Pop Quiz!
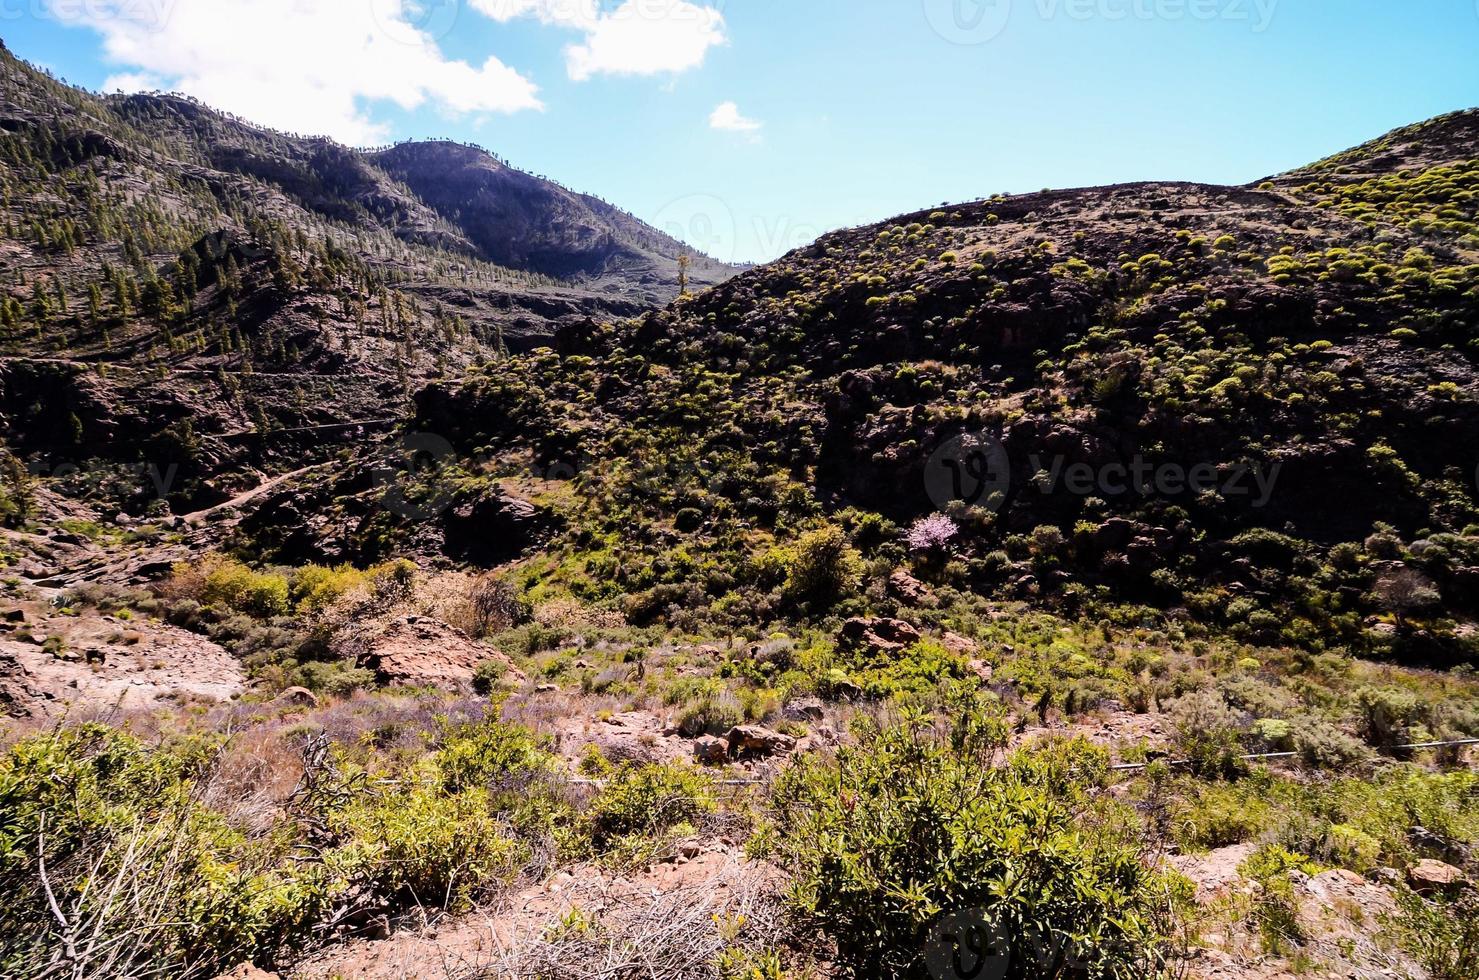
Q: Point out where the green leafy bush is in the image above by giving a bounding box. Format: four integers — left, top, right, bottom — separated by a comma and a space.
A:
0, 717, 567, 977
1391, 889, 1479, 980
198, 557, 290, 618
584, 761, 715, 853
762, 702, 1178, 978
0, 725, 323, 978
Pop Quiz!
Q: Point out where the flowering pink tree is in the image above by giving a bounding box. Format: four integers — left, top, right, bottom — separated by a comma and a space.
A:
905, 513, 959, 554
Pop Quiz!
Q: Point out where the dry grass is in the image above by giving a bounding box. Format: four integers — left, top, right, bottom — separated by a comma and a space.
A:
452, 856, 792, 980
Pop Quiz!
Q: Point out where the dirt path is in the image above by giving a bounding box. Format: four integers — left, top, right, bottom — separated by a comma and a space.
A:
181, 462, 328, 525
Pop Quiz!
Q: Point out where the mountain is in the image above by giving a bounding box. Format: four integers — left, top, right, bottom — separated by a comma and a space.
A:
369, 140, 730, 290
3, 47, 1479, 980
368, 109, 1479, 662
0, 40, 736, 509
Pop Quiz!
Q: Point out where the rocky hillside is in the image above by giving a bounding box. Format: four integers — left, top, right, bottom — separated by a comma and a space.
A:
370, 140, 731, 291
387, 110, 1479, 663
0, 41, 733, 513
3, 80, 1479, 980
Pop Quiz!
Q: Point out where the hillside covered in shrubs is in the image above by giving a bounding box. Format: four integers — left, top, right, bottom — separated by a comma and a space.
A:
390, 110, 1479, 666
2, 62, 1479, 980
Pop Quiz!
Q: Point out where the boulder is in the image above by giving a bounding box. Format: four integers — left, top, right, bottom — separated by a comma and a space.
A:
358, 616, 523, 690
1407, 859, 1467, 894
273, 686, 319, 708
782, 697, 825, 723
727, 725, 796, 758
941, 631, 977, 656
212, 964, 280, 980
693, 735, 729, 764
838, 617, 920, 656
887, 569, 937, 607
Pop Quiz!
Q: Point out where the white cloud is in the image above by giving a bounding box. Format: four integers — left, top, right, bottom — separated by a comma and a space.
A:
473, 0, 726, 81
709, 101, 761, 139
49, 0, 543, 145
101, 71, 165, 93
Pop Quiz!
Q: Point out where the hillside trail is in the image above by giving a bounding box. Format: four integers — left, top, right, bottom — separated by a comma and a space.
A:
180, 462, 327, 526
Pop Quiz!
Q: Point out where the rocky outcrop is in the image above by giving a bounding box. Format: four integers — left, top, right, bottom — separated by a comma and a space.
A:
887, 568, 937, 606
356, 616, 523, 691
1407, 859, 1468, 894
726, 725, 797, 758
838, 617, 921, 656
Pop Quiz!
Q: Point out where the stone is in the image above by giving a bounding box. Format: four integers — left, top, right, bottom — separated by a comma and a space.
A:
693, 735, 729, 764
356, 616, 524, 690
838, 617, 920, 656
726, 725, 796, 758
2, 608, 25, 623
273, 686, 318, 708
536, 683, 560, 693
1407, 859, 1467, 894
781, 697, 825, 722
940, 631, 977, 656
212, 964, 280, 980
887, 568, 937, 606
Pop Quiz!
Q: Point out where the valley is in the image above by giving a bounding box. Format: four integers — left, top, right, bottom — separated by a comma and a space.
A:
1, 37, 1478, 980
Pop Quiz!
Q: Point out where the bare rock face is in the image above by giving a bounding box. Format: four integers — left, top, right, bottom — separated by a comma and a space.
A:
0, 603, 245, 719
838, 617, 921, 656
357, 616, 523, 690
726, 725, 797, 758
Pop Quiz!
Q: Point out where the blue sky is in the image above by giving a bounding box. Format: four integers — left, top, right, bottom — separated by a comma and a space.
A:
4, 0, 1478, 263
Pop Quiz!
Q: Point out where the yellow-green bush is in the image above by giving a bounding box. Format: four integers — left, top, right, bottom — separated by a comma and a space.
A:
199, 557, 290, 618
289, 562, 368, 615
0, 717, 568, 977
762, 701, 1178, 978
584, 761, 715, 853
0, 725, 325, 978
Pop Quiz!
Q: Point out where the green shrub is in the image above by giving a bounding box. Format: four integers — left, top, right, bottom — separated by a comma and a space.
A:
330, 780, 520, 910
1166, 689, 1248, 777
1171, 781, 1271, 849
1356, 686, 1423, 750
1391, 889, 1479, 980
200, 558, 290, 618
675, 684, 745, 737
763, 702, 1177, 978
1238, 844, 1320, 953
585, 762, 715, 853
777, 524, 862, 609
472, 657, 508, 695
0, 717, 566, 977
289, 563, 367, 615
0, 725, 323, 978
295, 660, 375, 697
